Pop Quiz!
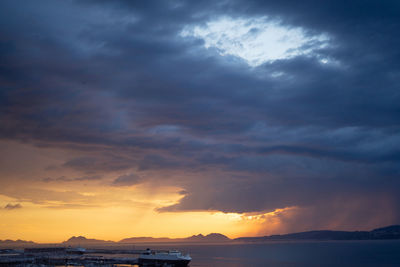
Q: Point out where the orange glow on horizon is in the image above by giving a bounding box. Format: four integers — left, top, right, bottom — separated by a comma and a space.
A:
0, 191, 296, 243
0, 142, 297, 243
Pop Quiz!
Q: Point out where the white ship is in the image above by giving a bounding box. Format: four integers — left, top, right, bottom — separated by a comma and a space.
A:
138, 249, 191, 266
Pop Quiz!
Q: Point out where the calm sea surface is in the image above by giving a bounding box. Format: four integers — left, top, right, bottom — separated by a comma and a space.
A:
137, 240, 400, 267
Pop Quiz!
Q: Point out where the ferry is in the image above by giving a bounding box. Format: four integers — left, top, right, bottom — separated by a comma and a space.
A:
138, 249, 191, 267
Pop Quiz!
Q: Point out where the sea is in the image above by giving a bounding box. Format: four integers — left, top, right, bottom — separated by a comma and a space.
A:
136, 240, 400, 267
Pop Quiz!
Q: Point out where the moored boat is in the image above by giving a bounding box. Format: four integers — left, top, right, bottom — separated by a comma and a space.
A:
138, 249, 191, 267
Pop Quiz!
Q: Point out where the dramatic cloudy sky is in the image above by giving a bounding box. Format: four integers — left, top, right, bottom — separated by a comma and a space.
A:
1, 0, 400, 242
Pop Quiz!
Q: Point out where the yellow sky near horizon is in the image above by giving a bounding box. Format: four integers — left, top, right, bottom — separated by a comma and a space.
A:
0, 141, 296, 243
1, 140, 392, 242
0, 193, 290, 243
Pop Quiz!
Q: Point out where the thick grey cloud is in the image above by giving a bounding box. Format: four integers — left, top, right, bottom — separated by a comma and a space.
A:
4, 203, 22, 210
42, 175, 102, 182
112, 173, 142, 186
1, 0, 400, 231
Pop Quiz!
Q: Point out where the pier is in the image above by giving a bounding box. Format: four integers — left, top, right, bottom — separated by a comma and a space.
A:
0, 248, 175, 266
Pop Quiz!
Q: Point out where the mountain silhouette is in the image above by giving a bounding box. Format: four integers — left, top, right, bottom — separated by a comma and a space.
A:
120, 233, 230, 243
234, 225, 400, 242
2, 225, 400, 246
0, 239, 35, 247
185, 233, 230, 242
63, 236, 114, 245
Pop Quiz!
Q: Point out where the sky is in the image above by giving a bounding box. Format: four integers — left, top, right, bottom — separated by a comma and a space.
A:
0, 0, 400, 243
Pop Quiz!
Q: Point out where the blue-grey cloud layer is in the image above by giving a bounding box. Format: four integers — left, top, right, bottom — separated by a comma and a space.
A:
1, 0, 400, 230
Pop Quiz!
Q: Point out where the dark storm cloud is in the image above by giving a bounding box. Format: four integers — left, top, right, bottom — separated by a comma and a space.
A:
63, 156, 133, 173
42, 175, 102, 182
1, 0, 400, 230
4, 203, 22, 210
112, 173, 142, 186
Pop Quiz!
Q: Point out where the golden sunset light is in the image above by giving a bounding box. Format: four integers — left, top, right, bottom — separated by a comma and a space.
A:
1, 1, 400, 266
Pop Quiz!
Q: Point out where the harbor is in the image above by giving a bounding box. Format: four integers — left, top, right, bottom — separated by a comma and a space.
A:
0, 247, 191, 266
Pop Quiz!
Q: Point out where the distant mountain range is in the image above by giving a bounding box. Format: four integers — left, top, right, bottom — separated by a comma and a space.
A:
62, 233, 230, 245
61, 225, 400, 244
119, 233, 230, 243
62, 236, 115, 245
234, 225, 400, 242
0, 239, 35, 246
2, 225, 400, 246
